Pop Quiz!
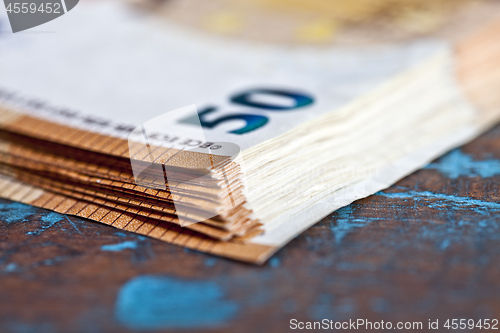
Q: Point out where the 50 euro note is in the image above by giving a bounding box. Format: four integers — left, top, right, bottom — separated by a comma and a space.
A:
0, 0, 499, 263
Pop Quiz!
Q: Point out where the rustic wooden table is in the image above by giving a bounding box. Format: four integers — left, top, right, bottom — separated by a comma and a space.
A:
1, 124, 499, 333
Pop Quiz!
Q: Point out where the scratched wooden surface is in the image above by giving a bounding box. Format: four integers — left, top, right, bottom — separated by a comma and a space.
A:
1, 124, 500, 333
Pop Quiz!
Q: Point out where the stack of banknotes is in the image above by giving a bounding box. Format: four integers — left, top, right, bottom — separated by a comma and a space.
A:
0, 0, 499, 263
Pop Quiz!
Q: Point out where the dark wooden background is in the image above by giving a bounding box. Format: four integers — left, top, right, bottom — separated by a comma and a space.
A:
1, 124, 499, 333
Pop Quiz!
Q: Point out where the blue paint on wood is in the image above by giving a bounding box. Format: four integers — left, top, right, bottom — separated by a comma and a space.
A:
327, 189, 500, 253
27, 212, 64, 235
3, 263, 17, 273
32, 255, 72, 267
330, 205, 372, 244
0, 201, 68, 236
101, 241, 138, 252
0, 201, 36, 224
376, 190, 500, 251
204, 258, 217, 267
65, 216, 83, 234
377, 190, 500, 212
269, 257, 281, 267
115, 275, 240, 329
425, 149, 500, 179
439, 239, 451, 250
40, 212, 64, 223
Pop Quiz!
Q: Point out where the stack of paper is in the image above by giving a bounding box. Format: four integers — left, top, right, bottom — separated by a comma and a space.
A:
0, 0, 499, 263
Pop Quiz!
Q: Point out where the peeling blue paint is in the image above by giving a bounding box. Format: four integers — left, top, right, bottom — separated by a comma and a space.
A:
32, 255, 72, 268
3, 263, 17, 273
327, 189, 500, 253
65, 216, 83, 234
439, 239, 451, 250
204, 258, 217, 267
27, 212, 64, 235
375, 189, 500, 249
0, 201, 67, 236
330, 205, 372, 244
41, 212, 64, 223
269, 257, 281, 267
101, 241, 138, 252
377, 190, 500, 212
115, 276, 240, 329
0, 201, 36, 224
426, 149, 500, 179
115, 231, 145, 240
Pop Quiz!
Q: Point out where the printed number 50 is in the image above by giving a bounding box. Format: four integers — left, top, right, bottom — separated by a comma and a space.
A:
179, 88, 314, 134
